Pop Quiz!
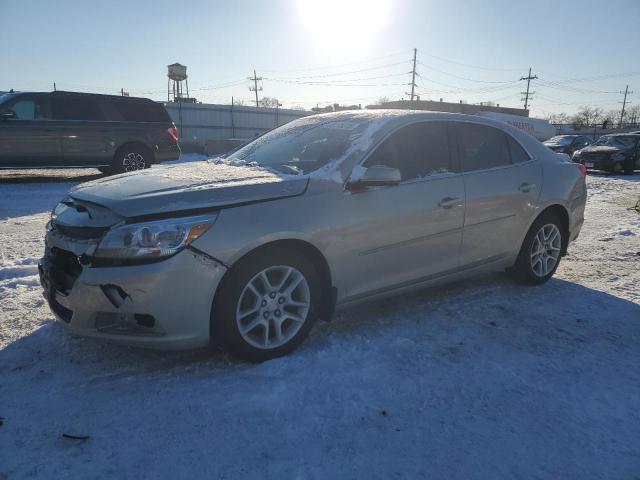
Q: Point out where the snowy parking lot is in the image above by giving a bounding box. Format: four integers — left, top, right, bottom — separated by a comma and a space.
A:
1, 162, 639, 479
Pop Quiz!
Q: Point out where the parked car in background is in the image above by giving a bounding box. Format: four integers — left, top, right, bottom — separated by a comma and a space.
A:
544, 135, 592, 156
39, 111, 587, 361
572, 133, 640, 174
0, 91, 180, 173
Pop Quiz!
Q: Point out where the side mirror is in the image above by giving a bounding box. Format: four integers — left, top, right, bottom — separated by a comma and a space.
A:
347, 165, 401, 190
0, 111, 17, 120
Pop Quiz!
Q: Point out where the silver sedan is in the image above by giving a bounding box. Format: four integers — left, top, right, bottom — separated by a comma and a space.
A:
40, 111, 587, 361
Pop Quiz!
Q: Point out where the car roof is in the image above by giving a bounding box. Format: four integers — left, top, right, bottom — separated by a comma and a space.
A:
9, 90, 156, 103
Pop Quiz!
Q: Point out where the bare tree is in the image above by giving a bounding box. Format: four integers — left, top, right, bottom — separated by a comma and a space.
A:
623, 104, 640, 127
575, 105, 604, 127
374, 96, 390, 105
258, 97, 280, 108
546, 112, 569, 124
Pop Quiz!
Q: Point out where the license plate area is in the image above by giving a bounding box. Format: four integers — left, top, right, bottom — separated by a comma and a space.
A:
584, 162, 594, 168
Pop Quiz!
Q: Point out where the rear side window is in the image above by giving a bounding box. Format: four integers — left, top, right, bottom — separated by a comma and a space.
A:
364, 121, 451, 181
111, 100, 169, 122
456, 123, 511, 172
53, 96, 103, 121
507, 135, 530, 163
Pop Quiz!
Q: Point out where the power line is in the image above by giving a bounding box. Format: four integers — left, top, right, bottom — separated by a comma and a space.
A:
417, 61, 518, 84
260, 49, 413, 74
262, 61, 409, 80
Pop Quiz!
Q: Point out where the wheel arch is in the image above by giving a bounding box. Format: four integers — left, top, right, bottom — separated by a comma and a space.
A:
113, 141, 155, 165
212, 239, 336, 329
530, 203, 571, 255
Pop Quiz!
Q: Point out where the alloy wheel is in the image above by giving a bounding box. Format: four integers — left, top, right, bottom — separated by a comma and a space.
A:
235, 266, 310, 349
122, 152, 146, 172
530, 224, 561, 277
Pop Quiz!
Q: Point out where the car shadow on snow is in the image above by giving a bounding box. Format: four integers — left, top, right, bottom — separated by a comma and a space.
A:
0, 169, 103, 184
1, 274, 638, 378
588, 171, 640, 182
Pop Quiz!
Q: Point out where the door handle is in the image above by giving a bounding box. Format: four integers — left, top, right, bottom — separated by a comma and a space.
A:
518, 182, 535, 193
438, 197, 460, 209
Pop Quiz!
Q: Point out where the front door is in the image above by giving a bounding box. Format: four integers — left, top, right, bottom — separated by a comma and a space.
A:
337, 121, 466, 301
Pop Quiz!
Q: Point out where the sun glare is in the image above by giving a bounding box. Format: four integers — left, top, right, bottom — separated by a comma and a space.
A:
296, 0, 392, 56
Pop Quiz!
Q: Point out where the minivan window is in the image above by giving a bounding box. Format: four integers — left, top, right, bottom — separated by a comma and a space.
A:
457, 123, 511, 172
364, 122, 451, 181
53, 96, 103, 121
1, 95, 50, 120
109, 100, 169, 122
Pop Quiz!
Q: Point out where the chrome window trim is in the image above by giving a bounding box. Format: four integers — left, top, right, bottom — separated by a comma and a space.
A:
343, 117, 537, 189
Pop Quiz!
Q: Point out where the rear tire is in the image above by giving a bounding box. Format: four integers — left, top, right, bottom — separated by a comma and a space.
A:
508, 212, 565, 286
623, 157, 635, 175
111, 146, 151, 174
212, 248, 321, 362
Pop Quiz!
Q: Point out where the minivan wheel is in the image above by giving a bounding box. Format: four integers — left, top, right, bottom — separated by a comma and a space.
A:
508, 212, 564, 286
112, 147, 149, 174
623, 157, 635, 175
212, 248, 320, 362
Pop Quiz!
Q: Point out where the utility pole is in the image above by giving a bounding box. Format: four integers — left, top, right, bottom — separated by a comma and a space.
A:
248, 69, 262, 108
520, 67, 538, 111
409, 48, 417, 102
53, 82, 56, 91
618, 85, 632, 128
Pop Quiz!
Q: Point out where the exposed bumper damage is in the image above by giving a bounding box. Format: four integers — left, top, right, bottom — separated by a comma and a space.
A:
39, 230, 226, 350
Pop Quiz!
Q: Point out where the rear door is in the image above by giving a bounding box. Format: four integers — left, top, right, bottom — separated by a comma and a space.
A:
453, 122, 541, 266
0, 93, 62, 167
51, 94, 113, 166
338, 121, 465, 300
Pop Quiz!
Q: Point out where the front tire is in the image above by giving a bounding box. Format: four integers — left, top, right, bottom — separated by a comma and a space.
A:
212, 248, 320, 362
509, 212, 565, 286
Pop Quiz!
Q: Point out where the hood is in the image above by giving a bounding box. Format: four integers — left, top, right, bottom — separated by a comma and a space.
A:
545, 144, 568, 152
580, 145, 627, 154
69, 161, 308, 218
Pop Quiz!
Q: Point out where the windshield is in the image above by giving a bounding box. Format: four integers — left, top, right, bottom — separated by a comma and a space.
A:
593, 135, 638, 148
226, 116, 370, 174
545, 136, 574, 146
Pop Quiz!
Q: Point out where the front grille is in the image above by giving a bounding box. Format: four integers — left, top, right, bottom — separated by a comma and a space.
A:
54, 223, 108, 240
48, 247, 82, 293
582, 152, 610, 162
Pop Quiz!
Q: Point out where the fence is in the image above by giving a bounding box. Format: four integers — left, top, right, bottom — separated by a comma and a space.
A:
163, 102, 310, 145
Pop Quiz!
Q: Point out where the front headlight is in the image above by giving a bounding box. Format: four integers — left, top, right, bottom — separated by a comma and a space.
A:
94, 214, 216, 259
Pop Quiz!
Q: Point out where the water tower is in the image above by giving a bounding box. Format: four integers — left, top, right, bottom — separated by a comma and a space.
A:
167, 63, 189, 102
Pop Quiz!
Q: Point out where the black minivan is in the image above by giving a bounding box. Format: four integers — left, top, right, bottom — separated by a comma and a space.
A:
0, 91, 180, 173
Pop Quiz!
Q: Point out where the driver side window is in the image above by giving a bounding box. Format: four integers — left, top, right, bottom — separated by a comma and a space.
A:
363, 122, 451, 182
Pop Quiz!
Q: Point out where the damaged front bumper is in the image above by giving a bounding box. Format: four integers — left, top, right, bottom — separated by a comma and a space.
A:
39, 231, 227, 350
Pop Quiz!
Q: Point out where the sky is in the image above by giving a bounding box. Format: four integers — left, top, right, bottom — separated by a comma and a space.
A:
2, 0, 639, 118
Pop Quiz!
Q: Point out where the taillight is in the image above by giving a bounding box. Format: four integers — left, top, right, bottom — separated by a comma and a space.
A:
576, 163, 587, 177
165, 124, 179, 144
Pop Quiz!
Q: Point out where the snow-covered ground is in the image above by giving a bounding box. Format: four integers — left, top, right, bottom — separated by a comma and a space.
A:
1, 160, 639, 479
